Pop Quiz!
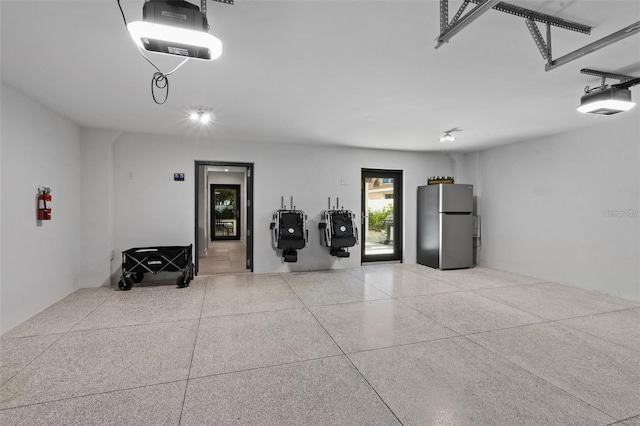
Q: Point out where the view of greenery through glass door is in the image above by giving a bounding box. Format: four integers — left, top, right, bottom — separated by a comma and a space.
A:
364, 176, 395, 256
365, 177, 393, 254
362, 170, 403, 262
212, 186, 239, 239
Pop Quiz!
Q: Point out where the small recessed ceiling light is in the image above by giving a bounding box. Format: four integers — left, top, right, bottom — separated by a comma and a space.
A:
224, 168, 229, 172
189, 111, 200, 121
200, 113, 211, 124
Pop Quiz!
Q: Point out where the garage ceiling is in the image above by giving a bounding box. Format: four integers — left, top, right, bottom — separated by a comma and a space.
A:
1, 0, 639, 152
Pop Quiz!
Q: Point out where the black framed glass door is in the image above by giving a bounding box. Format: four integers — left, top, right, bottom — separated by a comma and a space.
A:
361, 169, 403, 262
210, 184, 241, 240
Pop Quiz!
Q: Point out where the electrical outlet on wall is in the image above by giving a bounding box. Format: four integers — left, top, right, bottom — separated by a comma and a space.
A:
340, 178, 349, 186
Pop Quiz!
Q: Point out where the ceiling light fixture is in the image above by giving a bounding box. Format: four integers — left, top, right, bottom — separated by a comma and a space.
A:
189, 110, 212, 124
439, 128, 462, 143
577, 69, 640, 116
439, 133, 456, 142
200, 113, 211, 123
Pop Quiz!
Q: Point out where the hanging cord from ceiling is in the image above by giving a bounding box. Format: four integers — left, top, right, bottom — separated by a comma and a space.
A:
584, 85, 604, 95
116, 0, 189, 104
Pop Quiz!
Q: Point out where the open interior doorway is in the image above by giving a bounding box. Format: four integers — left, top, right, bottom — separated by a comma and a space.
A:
195, 161, 254, 275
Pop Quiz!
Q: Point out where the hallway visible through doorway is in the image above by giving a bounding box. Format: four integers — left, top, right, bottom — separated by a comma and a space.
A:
195, 161, 254, 275
198, 241, 248, 275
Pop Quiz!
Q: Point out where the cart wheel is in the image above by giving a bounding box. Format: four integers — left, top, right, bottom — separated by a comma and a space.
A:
176, 276, 187, 288
119, 277, 133, 291
132, 272, 144, 283
188, 263, 195, 279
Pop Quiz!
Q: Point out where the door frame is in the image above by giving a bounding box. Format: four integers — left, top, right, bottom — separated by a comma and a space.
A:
210, 184, 241, 241
194, 161, 254, 274
361, 168, 403, 263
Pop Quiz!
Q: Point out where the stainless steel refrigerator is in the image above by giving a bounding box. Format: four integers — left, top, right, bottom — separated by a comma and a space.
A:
417, 184, 473, 269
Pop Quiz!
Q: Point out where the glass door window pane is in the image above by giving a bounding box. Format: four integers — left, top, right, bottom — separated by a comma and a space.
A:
362, 170, 403, 262
364, 177, 395, 256
211, 185, 241, 240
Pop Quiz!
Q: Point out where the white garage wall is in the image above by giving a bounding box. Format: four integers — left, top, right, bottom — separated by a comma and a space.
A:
474, 114, 640, 301
109, 132, 452, 276
80, 128, 120, 287
1, 84, 82, 333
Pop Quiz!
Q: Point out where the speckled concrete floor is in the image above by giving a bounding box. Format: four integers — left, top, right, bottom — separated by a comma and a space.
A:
1, 264, 639, 425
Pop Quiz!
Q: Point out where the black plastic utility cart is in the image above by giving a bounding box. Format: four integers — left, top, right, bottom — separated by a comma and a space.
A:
119, 245, 194, 291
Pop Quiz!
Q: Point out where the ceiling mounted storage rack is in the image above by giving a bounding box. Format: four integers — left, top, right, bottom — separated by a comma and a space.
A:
435, 0, 640, 72
543, 21, 640, 72
436, 0, 590, 50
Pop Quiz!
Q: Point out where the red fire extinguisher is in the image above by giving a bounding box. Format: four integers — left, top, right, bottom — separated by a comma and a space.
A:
37, 187, 52, 220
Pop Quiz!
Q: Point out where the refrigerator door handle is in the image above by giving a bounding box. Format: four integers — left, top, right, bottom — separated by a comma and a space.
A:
473, 214, 481, 247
